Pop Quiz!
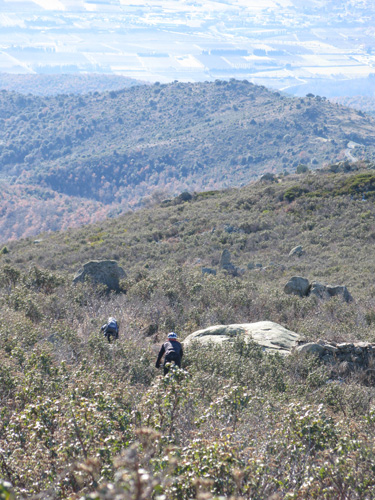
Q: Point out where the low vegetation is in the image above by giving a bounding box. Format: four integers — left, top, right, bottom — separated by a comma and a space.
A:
2, 79, 375, 241
1, 167, 375, 498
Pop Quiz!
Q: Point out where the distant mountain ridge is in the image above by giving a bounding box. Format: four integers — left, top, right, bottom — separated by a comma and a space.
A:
0, 73, 145, 96
1, 79, 375, 242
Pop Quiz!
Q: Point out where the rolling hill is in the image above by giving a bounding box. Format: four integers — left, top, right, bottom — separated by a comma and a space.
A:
1, 79, 375, 242
0, 73, 144, 96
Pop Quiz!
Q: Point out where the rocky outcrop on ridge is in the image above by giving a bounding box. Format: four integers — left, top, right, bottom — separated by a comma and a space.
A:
284, 276, 353, 302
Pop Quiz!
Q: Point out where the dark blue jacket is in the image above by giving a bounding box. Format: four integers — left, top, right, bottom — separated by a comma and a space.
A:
156, 340, 183, 368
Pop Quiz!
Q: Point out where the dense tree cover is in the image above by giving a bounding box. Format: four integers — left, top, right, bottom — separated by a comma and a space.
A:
1, 79, 375, 241
2, 167, 375, 498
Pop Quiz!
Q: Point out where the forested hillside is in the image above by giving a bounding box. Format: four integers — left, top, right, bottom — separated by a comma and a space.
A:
2, 166, 375, 499
1, 79, 375, 242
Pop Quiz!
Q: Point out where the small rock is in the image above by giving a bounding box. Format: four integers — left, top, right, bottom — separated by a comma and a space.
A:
202, 267, 217, 276
295, 343, 327, 355
289, 245, 303, 257
356, 342, 371, 349
336, 343, 354, 350
324, 345, 338, 355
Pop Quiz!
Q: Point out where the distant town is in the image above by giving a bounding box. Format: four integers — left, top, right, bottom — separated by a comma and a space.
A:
0, 0, 374, 97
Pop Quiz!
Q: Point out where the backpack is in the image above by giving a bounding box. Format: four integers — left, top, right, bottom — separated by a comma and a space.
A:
164, 341, 182, 366
104, 317, 119, 339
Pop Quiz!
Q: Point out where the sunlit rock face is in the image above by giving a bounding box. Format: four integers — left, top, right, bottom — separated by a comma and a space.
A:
183, 321, 301, 355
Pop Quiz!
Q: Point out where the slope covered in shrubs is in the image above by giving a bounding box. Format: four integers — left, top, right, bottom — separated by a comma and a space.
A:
1, 79, 375, 241
2, 166, 375, 498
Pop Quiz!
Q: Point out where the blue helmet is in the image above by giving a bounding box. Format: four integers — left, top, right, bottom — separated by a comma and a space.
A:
168, 332, 177, 339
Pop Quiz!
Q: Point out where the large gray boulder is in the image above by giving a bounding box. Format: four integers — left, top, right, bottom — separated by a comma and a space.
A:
73, 260, 126, 291
284, 276, 310, 297
183, 321, 301, 355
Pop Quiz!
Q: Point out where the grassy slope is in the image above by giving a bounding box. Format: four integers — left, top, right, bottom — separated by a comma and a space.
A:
2, 167, 375, 499
1, 79, 375, 242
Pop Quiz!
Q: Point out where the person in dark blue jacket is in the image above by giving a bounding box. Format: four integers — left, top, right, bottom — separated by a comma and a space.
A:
155, 332, 183, 375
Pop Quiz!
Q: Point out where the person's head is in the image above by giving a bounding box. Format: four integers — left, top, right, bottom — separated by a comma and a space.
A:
167, 332, 178, 340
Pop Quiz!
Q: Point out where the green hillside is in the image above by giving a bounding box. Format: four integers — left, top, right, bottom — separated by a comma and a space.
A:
2, 166, 375, 499
1, 79, 375, 242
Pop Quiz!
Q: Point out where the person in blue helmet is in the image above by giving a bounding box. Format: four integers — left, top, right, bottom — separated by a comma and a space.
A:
155, 332, 183, 375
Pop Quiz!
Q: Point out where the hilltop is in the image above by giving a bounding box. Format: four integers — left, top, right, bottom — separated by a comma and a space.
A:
0, 73, 144, 96
2, 166, 375, 499
1, 79, 375, 242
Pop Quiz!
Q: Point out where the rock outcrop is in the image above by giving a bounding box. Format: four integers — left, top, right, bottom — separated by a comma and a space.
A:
183, 322, 375, 380
295, 340, 375, 377
310, 282, 353, 302
73, 260, 126, 291
284, 276, 352, 302
183, 321, 301, 354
